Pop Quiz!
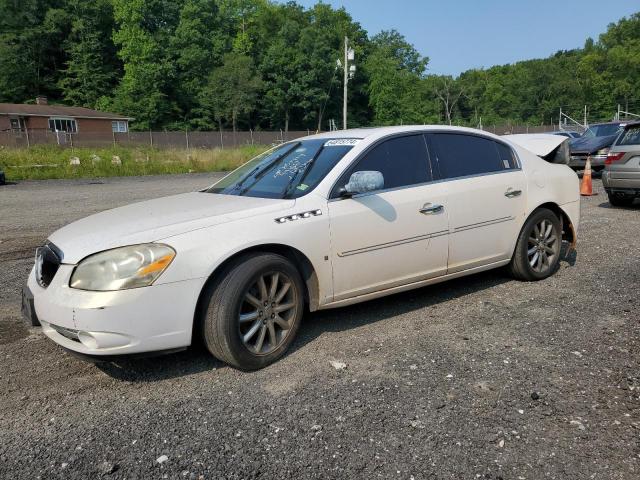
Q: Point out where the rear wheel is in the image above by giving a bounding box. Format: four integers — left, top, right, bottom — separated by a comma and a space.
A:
509, 208, 562, 281
608, 193, 635, 207
200, 253, 305, 370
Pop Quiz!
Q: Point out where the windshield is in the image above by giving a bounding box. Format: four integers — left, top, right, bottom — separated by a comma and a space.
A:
206, 138, 358, 199
583, 124, 623, 138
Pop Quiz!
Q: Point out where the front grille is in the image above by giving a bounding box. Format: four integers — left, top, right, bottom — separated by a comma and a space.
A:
50, 324, 81, 342
35, 243, 62, 288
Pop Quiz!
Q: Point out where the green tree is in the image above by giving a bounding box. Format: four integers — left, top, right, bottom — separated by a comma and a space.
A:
0, 0, 70, 102
201, 53, 262, 132
364, 30, 429, 125
171, 0, 227, 127
110, 0, 181, 130
58, 0, 118, 108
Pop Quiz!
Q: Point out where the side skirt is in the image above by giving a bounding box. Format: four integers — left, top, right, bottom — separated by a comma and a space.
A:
317, 259, 511, 311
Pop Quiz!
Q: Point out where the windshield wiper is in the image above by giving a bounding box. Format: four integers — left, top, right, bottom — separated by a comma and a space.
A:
232, 143, 300, 196
283, 146, 325, 199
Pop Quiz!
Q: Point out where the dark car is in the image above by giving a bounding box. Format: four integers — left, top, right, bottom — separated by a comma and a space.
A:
549, 131, 582, 139
569, 122, 626, 171
0, 169, 5, 185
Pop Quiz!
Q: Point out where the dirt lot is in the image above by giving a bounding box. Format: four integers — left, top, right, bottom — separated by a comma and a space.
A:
0, 174, 638, 480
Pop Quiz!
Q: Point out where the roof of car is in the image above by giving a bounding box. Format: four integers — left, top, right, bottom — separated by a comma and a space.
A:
305, 125, 496, 141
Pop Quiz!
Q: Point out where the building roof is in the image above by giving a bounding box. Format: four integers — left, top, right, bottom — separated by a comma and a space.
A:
0, 103, 132, 120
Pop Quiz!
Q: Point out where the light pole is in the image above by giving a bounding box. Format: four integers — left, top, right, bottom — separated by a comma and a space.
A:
342, 36, 355, 130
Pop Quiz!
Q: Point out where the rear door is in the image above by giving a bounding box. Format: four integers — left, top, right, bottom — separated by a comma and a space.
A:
328, 134, 449, 301
426, 133, 526, 273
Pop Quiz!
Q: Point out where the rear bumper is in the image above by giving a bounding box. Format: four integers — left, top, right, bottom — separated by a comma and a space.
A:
27, 265, 205, 356
602, 170, 640, 194
569, 154, 606, 168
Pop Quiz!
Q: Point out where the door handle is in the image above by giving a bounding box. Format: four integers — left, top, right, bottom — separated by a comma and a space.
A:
505, 188, 522, 198
420, 203, 444, 215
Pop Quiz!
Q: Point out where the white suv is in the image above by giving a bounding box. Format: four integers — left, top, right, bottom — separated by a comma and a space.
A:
23, 126, 580, 370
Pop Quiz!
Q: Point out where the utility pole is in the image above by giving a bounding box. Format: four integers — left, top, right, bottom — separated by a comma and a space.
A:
584, 105, 588, 128
342, 36, 356, 130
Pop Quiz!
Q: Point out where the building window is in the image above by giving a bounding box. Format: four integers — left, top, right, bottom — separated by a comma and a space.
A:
48, 117, 77, 133
10, 117, 26, 132
112, 121, 128, 133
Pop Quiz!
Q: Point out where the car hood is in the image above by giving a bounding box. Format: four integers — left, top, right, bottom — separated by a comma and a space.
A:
570, 134, 617, 154
49, 192, 294, 264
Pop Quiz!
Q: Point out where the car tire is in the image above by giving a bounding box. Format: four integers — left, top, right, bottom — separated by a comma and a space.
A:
608, 193, 635, 207
200, 253, 305, 370
508, 208, 562, 282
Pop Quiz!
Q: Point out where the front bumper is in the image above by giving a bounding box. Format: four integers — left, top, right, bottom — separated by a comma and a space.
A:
26, 265, 205, 356
569, 154, 606, 168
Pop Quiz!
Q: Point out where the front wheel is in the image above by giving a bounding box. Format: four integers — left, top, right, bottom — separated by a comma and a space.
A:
508, 208, 562, 281
200, 253, 305, 370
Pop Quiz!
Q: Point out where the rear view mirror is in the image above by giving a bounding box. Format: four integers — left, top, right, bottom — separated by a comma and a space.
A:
344, 171, 384, 195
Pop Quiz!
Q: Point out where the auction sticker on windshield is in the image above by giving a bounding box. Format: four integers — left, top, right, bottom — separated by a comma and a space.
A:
324, 139, 360, 147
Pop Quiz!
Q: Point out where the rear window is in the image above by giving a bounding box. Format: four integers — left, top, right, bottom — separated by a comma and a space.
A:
618, 126, 640, 146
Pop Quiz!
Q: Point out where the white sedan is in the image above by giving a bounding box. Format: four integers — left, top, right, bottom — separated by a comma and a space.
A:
22, 126, 580, 370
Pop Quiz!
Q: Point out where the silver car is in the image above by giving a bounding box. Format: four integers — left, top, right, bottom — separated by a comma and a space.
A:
603, 122, 640, 207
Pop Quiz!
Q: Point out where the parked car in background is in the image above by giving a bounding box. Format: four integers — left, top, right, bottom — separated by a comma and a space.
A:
569, 121, 626, 171
23, 126, 580, 370
603, 122, 640, 207
549, 131, 582, 139
0, 169, 5, 185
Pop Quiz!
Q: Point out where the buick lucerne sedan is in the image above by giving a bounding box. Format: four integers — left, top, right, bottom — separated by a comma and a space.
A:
22, 126, 580, 370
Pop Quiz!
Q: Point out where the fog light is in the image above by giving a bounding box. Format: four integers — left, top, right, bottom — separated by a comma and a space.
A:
78, 331, 98, 349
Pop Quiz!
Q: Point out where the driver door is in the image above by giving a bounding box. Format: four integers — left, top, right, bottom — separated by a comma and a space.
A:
328, 134, 449, 302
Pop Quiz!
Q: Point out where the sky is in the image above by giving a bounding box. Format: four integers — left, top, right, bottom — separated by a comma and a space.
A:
293, 0, 639, 76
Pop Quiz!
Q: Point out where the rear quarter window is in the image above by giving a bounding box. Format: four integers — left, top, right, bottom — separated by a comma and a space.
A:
618, 126, 640, 146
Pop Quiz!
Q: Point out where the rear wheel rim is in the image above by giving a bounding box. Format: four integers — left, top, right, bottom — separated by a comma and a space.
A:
527, 219, 559, 273
239, 271, 297, 356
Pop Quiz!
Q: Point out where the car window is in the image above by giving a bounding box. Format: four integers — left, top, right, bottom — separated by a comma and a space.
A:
333, 134, 431, 196
618, 126, 640, 146
429, 133, 506, 179
495, 141, 518, 169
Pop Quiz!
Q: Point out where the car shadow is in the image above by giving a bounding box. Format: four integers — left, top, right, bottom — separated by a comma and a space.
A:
96, 245, 577, 382
598, 201, 639, 210
94, 346, 223, 382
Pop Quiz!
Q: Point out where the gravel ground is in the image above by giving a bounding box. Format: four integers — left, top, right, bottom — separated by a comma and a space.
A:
0, 174, 638, 480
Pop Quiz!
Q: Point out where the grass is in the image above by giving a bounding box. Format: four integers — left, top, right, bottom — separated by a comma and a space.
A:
0, 144, 268, 181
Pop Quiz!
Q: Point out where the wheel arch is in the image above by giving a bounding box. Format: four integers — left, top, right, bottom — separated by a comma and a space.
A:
193, 243, 320, 343
528, 202, 577, 248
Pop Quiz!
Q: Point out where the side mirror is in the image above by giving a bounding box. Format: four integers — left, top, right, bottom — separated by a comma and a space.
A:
343, 171, 384, 196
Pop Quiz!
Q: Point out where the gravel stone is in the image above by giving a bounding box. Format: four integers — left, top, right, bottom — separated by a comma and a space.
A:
1, 175, 639, 479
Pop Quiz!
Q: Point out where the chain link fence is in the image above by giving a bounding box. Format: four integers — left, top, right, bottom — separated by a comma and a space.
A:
0, 124, 576, 150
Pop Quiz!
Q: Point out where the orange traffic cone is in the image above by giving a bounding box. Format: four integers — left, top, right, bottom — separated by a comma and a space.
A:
580, 156, 593, 196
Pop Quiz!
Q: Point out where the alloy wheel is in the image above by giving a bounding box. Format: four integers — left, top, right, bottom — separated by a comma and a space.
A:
527, 219, 559, 273
239, 271, 297, 355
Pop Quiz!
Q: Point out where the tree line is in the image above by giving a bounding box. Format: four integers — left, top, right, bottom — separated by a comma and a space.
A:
1, 1, 639, 131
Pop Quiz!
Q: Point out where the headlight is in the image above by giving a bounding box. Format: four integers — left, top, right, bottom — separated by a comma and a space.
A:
70, 244, 176, 291
596, 148, 610, 156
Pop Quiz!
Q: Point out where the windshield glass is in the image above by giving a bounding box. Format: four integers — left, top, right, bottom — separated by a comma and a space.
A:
583, 124, 623, 138
206, 138, 358, 199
